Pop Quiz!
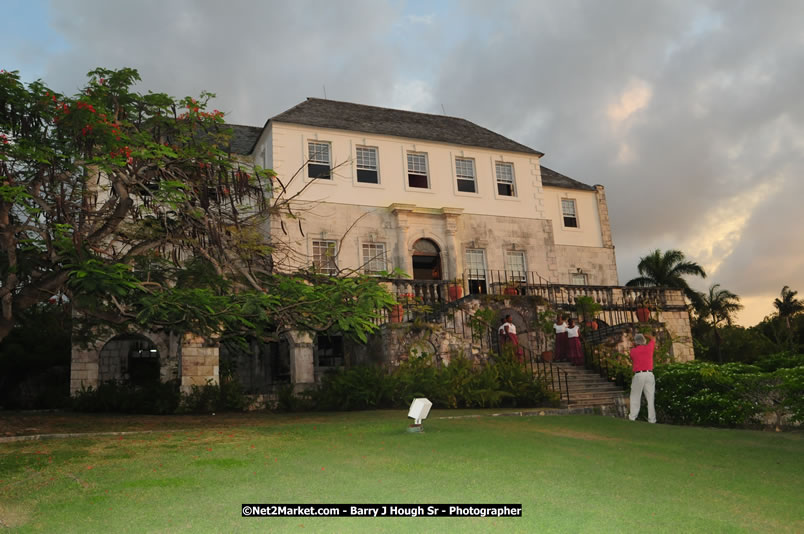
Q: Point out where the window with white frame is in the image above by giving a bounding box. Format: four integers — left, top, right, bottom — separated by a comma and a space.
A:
505, 251, 527, 282
308, 141, 331, 179
465, 249, 487, 279
356, 146, 379, 184
407, 152, 429, 188
361, 243, 387, 275
455, 157, 476, 193
570, 272, 588, 285
312, 240, 337, 275
496, 162, 516, 197
561, 198, 578, 228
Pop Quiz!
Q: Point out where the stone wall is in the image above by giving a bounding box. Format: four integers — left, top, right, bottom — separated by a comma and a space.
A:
179, 333, 219, 394
656, 309, 694, 362
552, 244, 619, 286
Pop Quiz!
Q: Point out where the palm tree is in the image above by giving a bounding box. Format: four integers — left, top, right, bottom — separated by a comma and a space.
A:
626, 249, 707, 304
773, 286, 804, 330
697, 284, 743, 363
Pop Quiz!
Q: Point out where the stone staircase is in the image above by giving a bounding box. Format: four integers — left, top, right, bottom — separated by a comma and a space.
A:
550, 361, 627, 414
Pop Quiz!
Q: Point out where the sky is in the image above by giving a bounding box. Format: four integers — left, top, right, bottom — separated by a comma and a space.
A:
2, 0, 802, 326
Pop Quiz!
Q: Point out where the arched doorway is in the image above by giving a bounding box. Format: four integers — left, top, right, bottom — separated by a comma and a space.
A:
99, 333, 160, 385
411, 238, 442, 280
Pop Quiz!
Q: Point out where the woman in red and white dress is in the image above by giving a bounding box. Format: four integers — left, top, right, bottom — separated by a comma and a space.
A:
566, 318, 583, 366
553, 315, 568, 361
501, 315, 524, 364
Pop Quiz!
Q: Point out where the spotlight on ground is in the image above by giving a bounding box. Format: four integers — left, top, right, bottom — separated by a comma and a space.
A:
407, 397, 432, 433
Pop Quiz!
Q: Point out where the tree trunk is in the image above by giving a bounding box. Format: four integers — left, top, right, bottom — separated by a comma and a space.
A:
711, 312, 722, 364
0, 316, 14, 343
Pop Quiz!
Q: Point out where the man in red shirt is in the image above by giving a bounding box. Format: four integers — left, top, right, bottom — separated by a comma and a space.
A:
628, 333, 656, 423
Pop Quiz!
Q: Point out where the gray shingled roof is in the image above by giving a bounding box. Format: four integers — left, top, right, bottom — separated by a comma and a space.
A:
540, 166, 596, 191
224, 124, 263, 155
268, 98, 544, 156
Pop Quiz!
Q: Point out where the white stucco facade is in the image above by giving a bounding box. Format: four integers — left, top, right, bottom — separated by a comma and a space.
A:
253, 117, 618, 286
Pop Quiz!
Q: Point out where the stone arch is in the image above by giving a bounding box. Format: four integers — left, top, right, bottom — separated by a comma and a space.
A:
406, 232, 448, 260
407, 338, 437, 362
98, 333, 161, 385
409, 236, 444, 281
499, 308, 528, 334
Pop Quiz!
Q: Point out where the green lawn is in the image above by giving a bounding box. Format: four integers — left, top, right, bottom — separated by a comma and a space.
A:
1, 411, 802, 533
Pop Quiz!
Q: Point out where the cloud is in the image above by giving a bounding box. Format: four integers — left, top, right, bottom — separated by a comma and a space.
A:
390, 79, 435, 111
38, 0, 402, 124
7, 0, 803, 325
406, 14, 435, 25
607, 79, 653, 123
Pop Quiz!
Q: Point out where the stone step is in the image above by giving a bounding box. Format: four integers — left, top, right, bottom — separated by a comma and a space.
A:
556, 384, 623, 393
566, 395, 624, 402
543, 377, 620, 387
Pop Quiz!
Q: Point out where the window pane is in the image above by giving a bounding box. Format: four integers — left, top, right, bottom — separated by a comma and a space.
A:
308, 142, 330, 164
561, 199, 577, 227
312, 240, 337, 275
362, 243, 386, 274
316, 335, 344, 368
357, 169, 378, 184
561, 199, 576, 216
407, 153, 427, 174
455, 158, 474, 178
465, 249, 486, 279
496, 162, 515, 196
356, 145, 379, 183
308, 164, 331, 179
505, 251, 526, 282
408, 173, 428, 188
308, 141, 331, 179
457, 179, 476, 193
497, 183, 514, 196
356, 147, 377, 170
455, 158, 476, 192
407, 153, 428, 188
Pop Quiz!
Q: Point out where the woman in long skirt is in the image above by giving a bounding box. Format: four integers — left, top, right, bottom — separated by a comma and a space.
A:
553, 315, 568, 361
566, 318, 583, 365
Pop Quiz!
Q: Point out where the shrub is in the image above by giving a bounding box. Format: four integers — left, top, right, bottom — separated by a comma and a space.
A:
72, 380, 181, 414
654, 362, 765, 427
775, 366, 804, 423
72, 377, 246, 414
752, 352, 804, 372
304, 350, 551, 412
310, 366, 395, 411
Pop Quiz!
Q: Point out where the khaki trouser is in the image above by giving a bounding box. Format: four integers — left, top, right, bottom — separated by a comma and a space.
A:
629, 371, 656, 423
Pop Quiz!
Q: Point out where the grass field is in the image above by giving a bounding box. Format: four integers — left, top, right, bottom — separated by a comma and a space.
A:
1, 411, 802, 533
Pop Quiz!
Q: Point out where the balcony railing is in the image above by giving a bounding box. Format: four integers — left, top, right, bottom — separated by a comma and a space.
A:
383, 272, 685, 312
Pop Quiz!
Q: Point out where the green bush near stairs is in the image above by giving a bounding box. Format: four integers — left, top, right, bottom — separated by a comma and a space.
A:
302, 348, 558, 412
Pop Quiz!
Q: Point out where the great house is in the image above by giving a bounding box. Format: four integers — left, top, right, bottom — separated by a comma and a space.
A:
70, 98, 693, 401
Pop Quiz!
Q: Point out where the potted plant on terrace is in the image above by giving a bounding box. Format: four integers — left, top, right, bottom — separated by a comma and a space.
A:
446, 279, 464, 301
534, 309, 557, 361
575, 295, 602, 330
503, 281, 520, 296
636, 297, 652, 323
390, 293, 416, 323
